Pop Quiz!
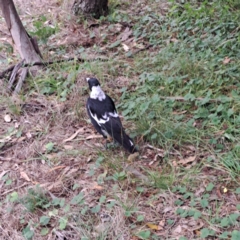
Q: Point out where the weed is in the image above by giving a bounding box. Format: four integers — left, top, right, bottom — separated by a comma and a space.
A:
1, 0, 240, 239
19, 186, 50, 212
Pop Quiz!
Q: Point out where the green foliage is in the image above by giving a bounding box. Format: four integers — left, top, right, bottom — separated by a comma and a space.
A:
58, 217, 68, 230
40, 216, 50, 226
19, 186, 50, 212
31, 63, 78, 100
231, 230, 240, 240
173, 184, 239, 235
30, 15, 58, 43
22, 226, 34, 240
70, 192, 85, 205
206, 182, 215, 192
136, 230, 151, 239
9, 191, 19, 202
45, 142, 54, 153
120, 0, 240, 158
113, 171, 127, 181
40, 228, 49, 236
200, 228, 215, 238
220, 148, 240, 176
2, 0, 240, 239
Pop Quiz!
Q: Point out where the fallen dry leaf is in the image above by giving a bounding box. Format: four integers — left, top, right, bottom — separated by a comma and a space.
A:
172, 160, 178, 167
223, 57, 231, 64
119, 27, 132, 41
4, 114, 11, 123
48, 165, 66, 172
178, 156, 196, 165
87, 156, 92, 162
149, 153, 164, 166
90, 182, 104, 190
17, 136, 26, 142
63, 127, 85, 143
216, 188, 222, 198
158, 219, 165, 231
127, 152, 139, 162
195, 229, 201, 236
46, 181, 62, 191
45, 153, 58, 160
172, 110, 187, 115
66, 168, 79, 177
20, 171, 31, 182
63, 145, 74, 150
122, 43, 130, 52
26, 131, 32, 139
163, 207, 173, 214
222, 186, 228, 193
86, 134, 102, 140
186, 145, 196, 151
58, 166, 71, 179
170, 38, 178, 43
146, 223, 160, 231
195, 187, 205, 197
133, 42, 145, 49
173, 225, 182, 234
0, 135, 12, 143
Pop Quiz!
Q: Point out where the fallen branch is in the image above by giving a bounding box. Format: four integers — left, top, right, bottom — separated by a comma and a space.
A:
0, 56, 107, 79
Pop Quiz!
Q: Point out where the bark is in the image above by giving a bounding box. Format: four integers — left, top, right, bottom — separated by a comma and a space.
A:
0, 0, 42, 64
0, 0, 43, 93
72, 0, 108, 19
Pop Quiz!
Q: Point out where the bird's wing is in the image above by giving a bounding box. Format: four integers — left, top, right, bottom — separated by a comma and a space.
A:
87, 96, 136, 152
101, 115, 135, 151
87, 95, 117, 125
86, 100, 107, 137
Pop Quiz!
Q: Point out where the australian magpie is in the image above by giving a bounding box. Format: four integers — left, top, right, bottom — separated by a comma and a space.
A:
86, 77, 137, 153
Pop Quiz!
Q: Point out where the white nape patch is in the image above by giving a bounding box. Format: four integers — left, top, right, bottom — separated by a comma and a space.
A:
88, 107, 109, 126
90, 86, 106, 101
86, 78, 90, 81
109, 111, 118, 118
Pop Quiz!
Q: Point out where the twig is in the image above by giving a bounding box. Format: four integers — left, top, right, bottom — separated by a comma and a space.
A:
129, 44, 153, 57
145, 144, 164, 152
1, 182, 29, 196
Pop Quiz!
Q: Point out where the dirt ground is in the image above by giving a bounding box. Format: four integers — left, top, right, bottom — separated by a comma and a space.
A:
0, 0, 239, 239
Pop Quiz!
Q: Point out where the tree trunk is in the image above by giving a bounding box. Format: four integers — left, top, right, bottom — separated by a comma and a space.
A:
72, 0, 108, 19
0, 0, 42, 93
0, 0, 42, 64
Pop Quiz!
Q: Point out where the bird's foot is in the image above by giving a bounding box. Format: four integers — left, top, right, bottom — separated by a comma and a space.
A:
105, 140, 119, 150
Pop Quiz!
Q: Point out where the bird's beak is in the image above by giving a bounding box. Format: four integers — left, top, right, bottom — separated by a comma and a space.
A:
86, 78, 90, 82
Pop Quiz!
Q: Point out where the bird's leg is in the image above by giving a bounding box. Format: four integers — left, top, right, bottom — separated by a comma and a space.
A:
105, 136, 120, 150
104, 135, 112, 149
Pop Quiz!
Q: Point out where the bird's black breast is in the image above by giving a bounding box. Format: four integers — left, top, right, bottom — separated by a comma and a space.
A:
87, 95, 117, 119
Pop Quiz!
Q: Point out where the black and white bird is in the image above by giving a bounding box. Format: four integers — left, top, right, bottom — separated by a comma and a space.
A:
86, 77, 137, 153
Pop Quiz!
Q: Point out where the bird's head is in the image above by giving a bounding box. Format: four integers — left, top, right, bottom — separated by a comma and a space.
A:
86, 77, 106, 100
86, 77, 100, 91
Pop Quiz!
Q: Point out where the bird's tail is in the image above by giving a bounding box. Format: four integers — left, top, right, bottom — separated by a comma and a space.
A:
113, 130, 137, 153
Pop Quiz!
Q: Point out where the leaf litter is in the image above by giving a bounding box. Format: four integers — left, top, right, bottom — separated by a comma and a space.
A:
0, 0, 239, 239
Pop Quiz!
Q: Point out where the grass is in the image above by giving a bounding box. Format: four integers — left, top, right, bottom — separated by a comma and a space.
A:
0, 0, 240, 239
